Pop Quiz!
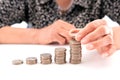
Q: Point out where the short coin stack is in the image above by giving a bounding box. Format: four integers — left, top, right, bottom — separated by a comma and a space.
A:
54, 48, 66, 64
12, 59, 23, 65
40, 53, 52, 64
69, 39, 82, 64
26, 57, 37, 65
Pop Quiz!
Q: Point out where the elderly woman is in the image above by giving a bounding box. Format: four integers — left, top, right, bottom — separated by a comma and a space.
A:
0, 0, 120, 56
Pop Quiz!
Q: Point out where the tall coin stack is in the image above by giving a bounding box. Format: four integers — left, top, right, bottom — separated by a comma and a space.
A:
69, 39, 82, 64
54, 48, 66, 64
40, 53, 52, 64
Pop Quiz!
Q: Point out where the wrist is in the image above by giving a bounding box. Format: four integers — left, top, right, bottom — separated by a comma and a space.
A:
29, 29, 40, 44
113, 27, 120, 50
34, 26, 52, 44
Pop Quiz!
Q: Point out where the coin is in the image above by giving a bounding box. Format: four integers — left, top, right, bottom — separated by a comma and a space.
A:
41, 60, 52, 64
69, 39, 81, 45
55, 47, 66, 52
69, 59, 81, 64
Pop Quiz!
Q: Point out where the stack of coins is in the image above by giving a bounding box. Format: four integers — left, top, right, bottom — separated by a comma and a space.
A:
26, 57, 37, 65
54, 48, 66, 64
69, 39, 82, 64
12, 59, 23, 65
40, 53, 52, 64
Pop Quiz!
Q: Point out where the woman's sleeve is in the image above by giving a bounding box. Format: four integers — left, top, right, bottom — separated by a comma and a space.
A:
101, 0, 120, 24
0, 0, 26, 28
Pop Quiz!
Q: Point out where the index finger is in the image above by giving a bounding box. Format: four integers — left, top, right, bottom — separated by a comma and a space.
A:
75, 19, 106, 41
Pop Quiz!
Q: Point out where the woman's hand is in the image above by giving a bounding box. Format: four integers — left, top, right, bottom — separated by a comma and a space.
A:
36, 20, 75, 45
74, 19, 120, 57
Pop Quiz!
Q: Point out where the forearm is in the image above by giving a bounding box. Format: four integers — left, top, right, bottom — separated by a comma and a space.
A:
113, 27, 120, 50
0, 26, 38, 44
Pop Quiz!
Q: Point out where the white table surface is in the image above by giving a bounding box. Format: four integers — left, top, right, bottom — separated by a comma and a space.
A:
0, 44, 120, 80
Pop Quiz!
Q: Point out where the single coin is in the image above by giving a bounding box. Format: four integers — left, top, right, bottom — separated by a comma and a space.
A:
69, 59, 81, 64
55, 47, 66, 52
69, 39, 81, 45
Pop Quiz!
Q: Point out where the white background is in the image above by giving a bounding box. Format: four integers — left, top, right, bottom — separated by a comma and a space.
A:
0, 44, 120, 80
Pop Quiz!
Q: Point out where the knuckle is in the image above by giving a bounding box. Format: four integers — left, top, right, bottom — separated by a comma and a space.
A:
92, 20, 101, 28
99, 26, 106, 35
94, 19, 106, 25
102, 35, 113, 46
92, 39, 101, 47
85, 33, 95, 42
51, 25, 60, 31
104, 26, 110, 34
86, 22, 96, 29
106, 35, 113, 43
93, 41, 98, 46
50, 29, 58, 38
87, 19, 106, 28
86, 36, 92, 42
57, 19, 63, 23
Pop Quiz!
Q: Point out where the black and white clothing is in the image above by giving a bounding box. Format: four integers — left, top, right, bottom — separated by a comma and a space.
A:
0, 0, 120, 28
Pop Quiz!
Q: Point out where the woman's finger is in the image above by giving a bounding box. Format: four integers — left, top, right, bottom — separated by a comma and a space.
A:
97, 44, 116, 57
76, 19, 106, 41
81, 25, 112, 44
86, 34, 113, 50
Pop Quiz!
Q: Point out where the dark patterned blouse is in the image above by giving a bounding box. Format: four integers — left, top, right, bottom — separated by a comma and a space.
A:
0, 0, 120, 28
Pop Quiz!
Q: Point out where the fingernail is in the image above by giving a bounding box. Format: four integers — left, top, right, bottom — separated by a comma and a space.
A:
101, 53, 109, 57
86, 44, 94, 50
